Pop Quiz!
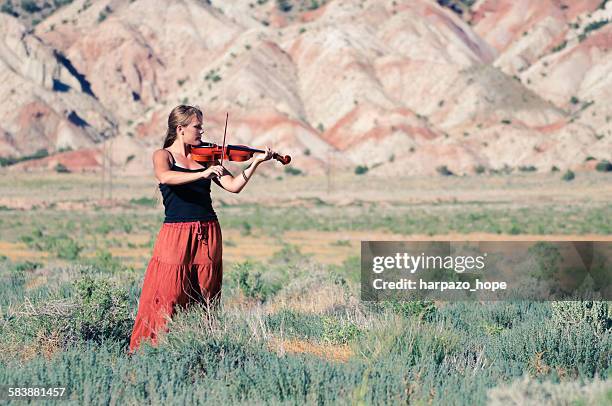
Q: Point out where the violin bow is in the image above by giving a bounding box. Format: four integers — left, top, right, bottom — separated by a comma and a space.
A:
220, 112, 228, 168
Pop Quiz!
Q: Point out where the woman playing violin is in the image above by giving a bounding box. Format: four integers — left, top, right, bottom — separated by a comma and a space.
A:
129, 105, 274, 352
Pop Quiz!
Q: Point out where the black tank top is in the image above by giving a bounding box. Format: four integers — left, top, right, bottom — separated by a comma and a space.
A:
159, 151, 217, 223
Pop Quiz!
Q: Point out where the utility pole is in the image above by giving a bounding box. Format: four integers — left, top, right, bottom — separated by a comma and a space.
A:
101, 137, 106, 200
326, 149, 331, 195
99, 135, 113, 202
109, 136, 113, 202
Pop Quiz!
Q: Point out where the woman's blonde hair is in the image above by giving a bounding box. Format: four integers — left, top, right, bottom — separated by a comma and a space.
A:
162, 105, 203, 148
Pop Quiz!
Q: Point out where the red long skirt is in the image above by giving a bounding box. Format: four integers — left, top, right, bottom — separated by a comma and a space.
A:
129, 220, 222, 352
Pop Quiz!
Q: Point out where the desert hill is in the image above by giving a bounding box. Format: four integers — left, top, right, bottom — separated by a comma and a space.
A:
1, 0, 610, 175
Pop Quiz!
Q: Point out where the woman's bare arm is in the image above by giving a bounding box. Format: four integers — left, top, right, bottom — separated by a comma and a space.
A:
153, 149, 223, 185
213, 147, 273, 193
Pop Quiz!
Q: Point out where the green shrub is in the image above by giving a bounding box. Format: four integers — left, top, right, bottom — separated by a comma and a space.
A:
355, 165, 368, 175
284, 166, 303, 176
122, 222, 133, 233
84, 250, 123, 274
97, 5, 111, 22
0, 156, 17, 167
241, 220, 252, 236
24, 232, 82, 260
264, 309, 325, 339
204, 68, 222, 82
436, 165, 454, 176
130, 197, 157, 207
0, 149, 48, 167
231, 261, 279, 302
276, 0, 292, 12
595, 160, 612, 172
551, 301, 610, 335
0, 274, 132, 355
562, 169, 575, 181
4, 261, 41, 293
21, 0, 41, 13
331, 239, 351, 247
55, 239, 80, 259
528, 242, 562, 282
474, 164, 486, 174
368, 300, 437, 321
551, 40, 567, 53
1, 1, 18, 17
308, 0, 321, 10
73, 275, 133, 344
95, 222, 112, 235
321, 316, 362, 344
270, 243, 308, 266
54, 163, 70, 173
582, 19, 609, 37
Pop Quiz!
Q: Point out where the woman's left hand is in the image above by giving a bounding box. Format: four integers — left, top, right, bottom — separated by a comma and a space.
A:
256, 146, 273, 163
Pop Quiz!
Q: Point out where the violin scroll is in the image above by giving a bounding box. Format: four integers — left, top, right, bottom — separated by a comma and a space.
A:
272, 152, 291, 165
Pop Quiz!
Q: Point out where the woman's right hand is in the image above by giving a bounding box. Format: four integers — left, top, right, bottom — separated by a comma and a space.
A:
202, 165, 225, 179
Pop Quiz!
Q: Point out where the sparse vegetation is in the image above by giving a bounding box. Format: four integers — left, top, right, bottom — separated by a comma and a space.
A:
129, 197, 157, 207
54, 163, 70, 173
1, 1, 18, 17
551, 40, 567, 53
562, 169, 575, 181
354, 165, 368, 175
21, 0, 41, 13
1, 255, 608, 405
0, 148, 49, 167
0, 170, 610, 403
436, 165, 454, 176
276, 0, 292, 12
595, 160, 612, 172
97, 5, 112, 23
284, 166, 303, 176
204, 68, 222, 83
579, 19, 610, 41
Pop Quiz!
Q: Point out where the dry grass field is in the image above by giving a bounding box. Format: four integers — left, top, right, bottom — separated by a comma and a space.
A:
0, 169, 610, 404
1, 170, 610, 264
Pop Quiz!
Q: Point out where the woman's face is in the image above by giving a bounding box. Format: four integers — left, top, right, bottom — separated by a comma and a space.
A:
180, 116, 203, 145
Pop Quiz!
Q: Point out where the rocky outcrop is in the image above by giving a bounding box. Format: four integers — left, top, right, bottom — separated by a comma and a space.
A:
0, 12, 116, 158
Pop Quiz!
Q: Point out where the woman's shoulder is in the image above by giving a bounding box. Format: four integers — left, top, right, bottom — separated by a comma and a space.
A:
153, 148, 173, 157
153, 149, 174, 165
154, 148, 171, 155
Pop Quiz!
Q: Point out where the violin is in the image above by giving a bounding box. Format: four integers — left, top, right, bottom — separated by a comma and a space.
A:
190, 143, 291, 165
190, 113, 291, 165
